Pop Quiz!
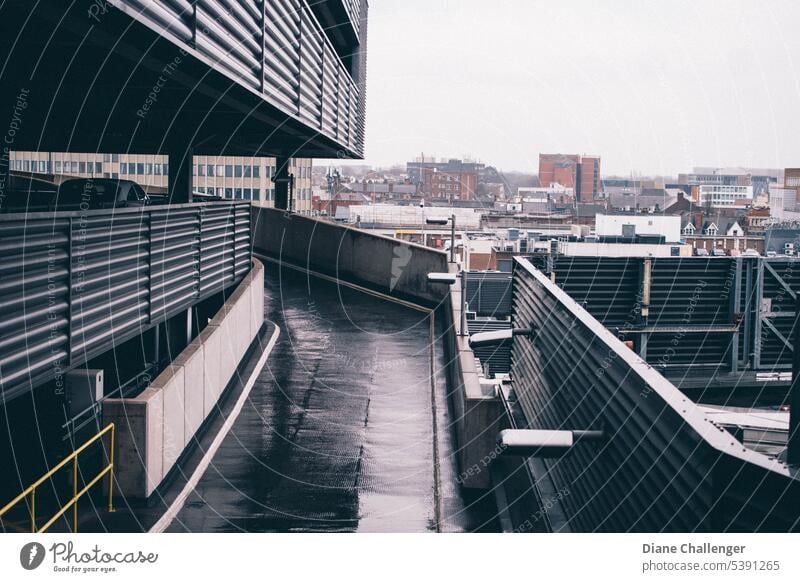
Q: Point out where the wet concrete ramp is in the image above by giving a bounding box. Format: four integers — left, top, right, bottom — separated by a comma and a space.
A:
168, 267, 498, 532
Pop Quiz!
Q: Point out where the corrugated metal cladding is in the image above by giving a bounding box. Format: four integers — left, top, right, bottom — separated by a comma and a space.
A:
465, 271, 512, 317
118, 0, 366, 156
467, 318, 511, 376
510, 257, 800, 532
0, 202, 251, 402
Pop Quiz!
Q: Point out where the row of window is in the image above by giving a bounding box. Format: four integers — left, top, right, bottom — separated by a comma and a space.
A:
195, 164, 262, 178
10, 159, 105, 174
12, 159, 312, 181
193, 164, 311, 179
196, 187, 313, 201
196, 187, 273, 201
120, 162, 168, 176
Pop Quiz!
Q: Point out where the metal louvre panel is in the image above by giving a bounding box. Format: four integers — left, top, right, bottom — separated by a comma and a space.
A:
465, 271, 512, 317
549, 257, 640, 326
150, 207, 200, 321
299, 10, 323, 127
512, 257, 720, 532
337, 80, 351, 145
649, 258, 735, 325
115, 0, 194, 42
0, 202, 252, 402
0, 218, 70, 393
468, 318, 512, 375
759, 259, 799, 368
110, 0, 365, 155
321, 43, 339, 138
263, 0, 301, 111
70, 214, 150, 362
196, 1, 261, 91
199, 204, 247, 294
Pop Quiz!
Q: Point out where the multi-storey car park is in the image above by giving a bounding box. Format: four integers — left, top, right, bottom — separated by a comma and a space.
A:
1, 1, 800, 534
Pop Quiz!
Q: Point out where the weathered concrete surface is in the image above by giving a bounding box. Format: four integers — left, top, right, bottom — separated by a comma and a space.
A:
252, 207, 450, 306
440, 267, 507, 489
167, 267, 499, 532
103, 260, 266, 498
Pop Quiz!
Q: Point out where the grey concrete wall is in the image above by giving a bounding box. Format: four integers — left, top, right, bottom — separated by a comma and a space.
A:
252, 207, 449, 305
104, 260, 265, 498
439, 265, 506, 489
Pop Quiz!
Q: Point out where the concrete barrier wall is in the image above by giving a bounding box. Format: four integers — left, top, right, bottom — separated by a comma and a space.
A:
439, 265, 506, 490
252, 207, 449, 305
104, 260, 265, 498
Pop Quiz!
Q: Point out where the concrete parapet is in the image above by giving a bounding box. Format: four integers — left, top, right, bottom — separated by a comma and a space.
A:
104, 260, 265, 498
251, 207, 449, 306
441, 272, 507, 489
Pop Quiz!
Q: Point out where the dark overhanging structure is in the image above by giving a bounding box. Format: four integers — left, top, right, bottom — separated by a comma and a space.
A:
0, 0, 367, 205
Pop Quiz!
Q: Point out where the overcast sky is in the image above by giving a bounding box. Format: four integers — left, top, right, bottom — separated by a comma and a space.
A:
349, 0, 800, 176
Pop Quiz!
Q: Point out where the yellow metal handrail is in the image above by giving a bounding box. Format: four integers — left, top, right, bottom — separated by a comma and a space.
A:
0, 423, 115, 533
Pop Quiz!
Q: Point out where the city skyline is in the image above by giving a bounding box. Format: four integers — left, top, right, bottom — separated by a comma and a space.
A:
350, 0, 800, 176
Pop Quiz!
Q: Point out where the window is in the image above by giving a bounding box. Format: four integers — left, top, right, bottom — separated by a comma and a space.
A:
79, 162, 86, 173
253, 188, 260, 201
234, 188, 243, 199
104, 154, 111, 162
146, 163, 153, 175
225, 188, 233, 198
243, 188, 251, 200
95, 162, 102, 174
243, 165, 252, 178
137, 163, 144, 175
163, 163, 168, 175
235, 165, 243, 178
252, 166, 259, 178
155, 164, 162, 176
216, 165, 225, 177
112, 172, 118, 179
111, 154, 118, 163
55, 161, 62, 173
192, 164, 197, 176
206, 164, 214, 177
225, 165, 233, 178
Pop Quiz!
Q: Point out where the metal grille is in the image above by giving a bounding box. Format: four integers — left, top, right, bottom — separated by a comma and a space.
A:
511, 256, 800, 532
0, 202, 251, 401
535, 255, 800, 374
467, 318, 512, 376
117, 0, 365, 155
465, 271, 513, 317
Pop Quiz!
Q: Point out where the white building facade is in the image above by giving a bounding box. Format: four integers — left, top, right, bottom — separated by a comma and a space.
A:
595, 214, 682, 243
9, 151, 313, 213
697, 184, 754, 208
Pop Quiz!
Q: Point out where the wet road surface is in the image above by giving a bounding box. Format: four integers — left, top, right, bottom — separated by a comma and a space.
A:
168, 267, 499, 532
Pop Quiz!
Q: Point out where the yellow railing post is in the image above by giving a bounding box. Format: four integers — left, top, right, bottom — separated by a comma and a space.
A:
30, 490, 35, 533
108, 424, 115, 513
0, 423, 116, 534
72, 457, 78, 533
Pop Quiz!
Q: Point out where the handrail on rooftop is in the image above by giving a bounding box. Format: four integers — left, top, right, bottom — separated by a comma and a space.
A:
0, 423, 115, 533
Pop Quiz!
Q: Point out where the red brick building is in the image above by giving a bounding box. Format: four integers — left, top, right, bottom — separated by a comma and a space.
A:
538, 153, 601, 203
421, 167, 477, 201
